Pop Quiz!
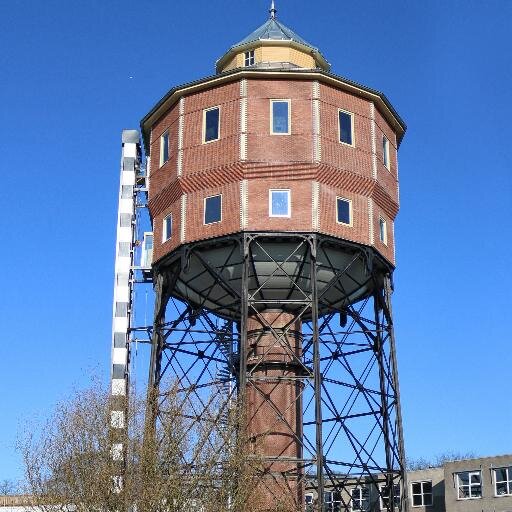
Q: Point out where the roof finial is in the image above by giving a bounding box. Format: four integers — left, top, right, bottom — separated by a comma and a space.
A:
269, 0, 277, 19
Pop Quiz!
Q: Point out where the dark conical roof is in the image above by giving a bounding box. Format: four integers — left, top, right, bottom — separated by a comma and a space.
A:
216, 3, 330, 73
233, 17, 318, 51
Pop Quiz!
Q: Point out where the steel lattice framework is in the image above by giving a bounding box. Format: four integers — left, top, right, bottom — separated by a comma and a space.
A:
130, 233, 407, 512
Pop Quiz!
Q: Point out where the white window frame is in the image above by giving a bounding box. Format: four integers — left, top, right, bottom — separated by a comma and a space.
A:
141, 232, 154, 268
244, 49, 255, 66
304, 493, 314, 512
383, 135, 390, 169
411, 480, 433, 507
160, 130, 169, 167
379, 217, 387, 245
162, 214, 172, 242
351, 486, 370, 511
379, 483, 400, 511
204, 194, 222, 225
336, 196, 353, 226
270, 99, 291, 135
269, 189, 291, 218
455, 470, 482, 500
323, 491, 341, 512
202, 106, 220, 144
494, 466, 512, 496
338, 108, 355, 147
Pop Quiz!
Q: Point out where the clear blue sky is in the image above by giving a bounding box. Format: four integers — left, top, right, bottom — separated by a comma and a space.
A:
1, 0, 511, 481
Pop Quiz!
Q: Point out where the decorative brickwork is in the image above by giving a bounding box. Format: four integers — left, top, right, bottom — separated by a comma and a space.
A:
145, 74, 402, 267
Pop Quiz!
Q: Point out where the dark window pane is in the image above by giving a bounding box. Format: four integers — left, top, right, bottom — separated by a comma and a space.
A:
379, 218, 386, 241
471, 485, 481, 497
470, 473, 480, 484
423, 481, 432, 493
245, 50, 254, 66
339, 111, 353, 144
458, 473, 469, 485
161, 132, 169, 163
424, 493, 433, 506
337, 198, 350, 224
164, 216, 172, 240
412, 495, 422, 506
497, 482, 508, 495
272, 101, 289, 133
205, 108, 220, 142
205, 195, 222, 224
496, 468, 507, 481
412, 483, 421, 494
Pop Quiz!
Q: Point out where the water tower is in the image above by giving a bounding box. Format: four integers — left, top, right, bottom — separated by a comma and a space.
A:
110, 4, 407, 511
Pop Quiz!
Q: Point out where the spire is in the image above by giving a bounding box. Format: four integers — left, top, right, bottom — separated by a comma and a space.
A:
269, 0, 277, 19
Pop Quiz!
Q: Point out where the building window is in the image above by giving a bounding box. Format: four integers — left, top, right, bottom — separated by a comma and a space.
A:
380, 484, 400, 510
269, 189, 291, 217
160, 131, 169, 166
204, 194, 222, 224
203, 107, 220, 143
383, 135, 390, 169
270, 100, 290, 134
456, 471, 482, 499
305, 493, 314, 512
351, 487, 370, 511
495, 467, 512, 496
323, 491, 341, 512
411, 481, 433, 507
336, 197, 352, 225
339, 109, 354, 146
379, 217, 387, 245
244, 50, 255, 66
162, 214, 172, 242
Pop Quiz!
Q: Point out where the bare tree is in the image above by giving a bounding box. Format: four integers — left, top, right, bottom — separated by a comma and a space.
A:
406, 451, 477, 470
0, 479, 18, 495
18, 381, 281, 512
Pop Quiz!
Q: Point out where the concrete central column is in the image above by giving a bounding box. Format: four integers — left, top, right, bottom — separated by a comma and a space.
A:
245, 309, 303, 511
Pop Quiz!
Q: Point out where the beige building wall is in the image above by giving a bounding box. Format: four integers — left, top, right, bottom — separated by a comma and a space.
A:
219, 44, 317, 72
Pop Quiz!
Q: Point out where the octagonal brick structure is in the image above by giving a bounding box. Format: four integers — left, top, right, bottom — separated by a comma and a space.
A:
142, 68, 405, 271
140, 15, 408, 510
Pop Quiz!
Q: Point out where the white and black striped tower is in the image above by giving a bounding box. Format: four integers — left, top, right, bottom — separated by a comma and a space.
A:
109, 130, 141, 489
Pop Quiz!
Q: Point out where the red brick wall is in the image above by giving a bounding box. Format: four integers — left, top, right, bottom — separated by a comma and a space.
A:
319, 83, 373, 180
149, 103, 180, 194
318, 185, 370, 247
373, 205, 395, 263
152, 198, 182, 262
147, 75, 401, 267
184, 181, 240, 243
374, 108, 399, 204
247, 79, 313, 163
246, 177, 313, 232
182, 82, 240, 174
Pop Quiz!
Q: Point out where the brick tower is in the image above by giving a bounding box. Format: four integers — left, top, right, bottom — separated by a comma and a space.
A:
136, 3, 407, 511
